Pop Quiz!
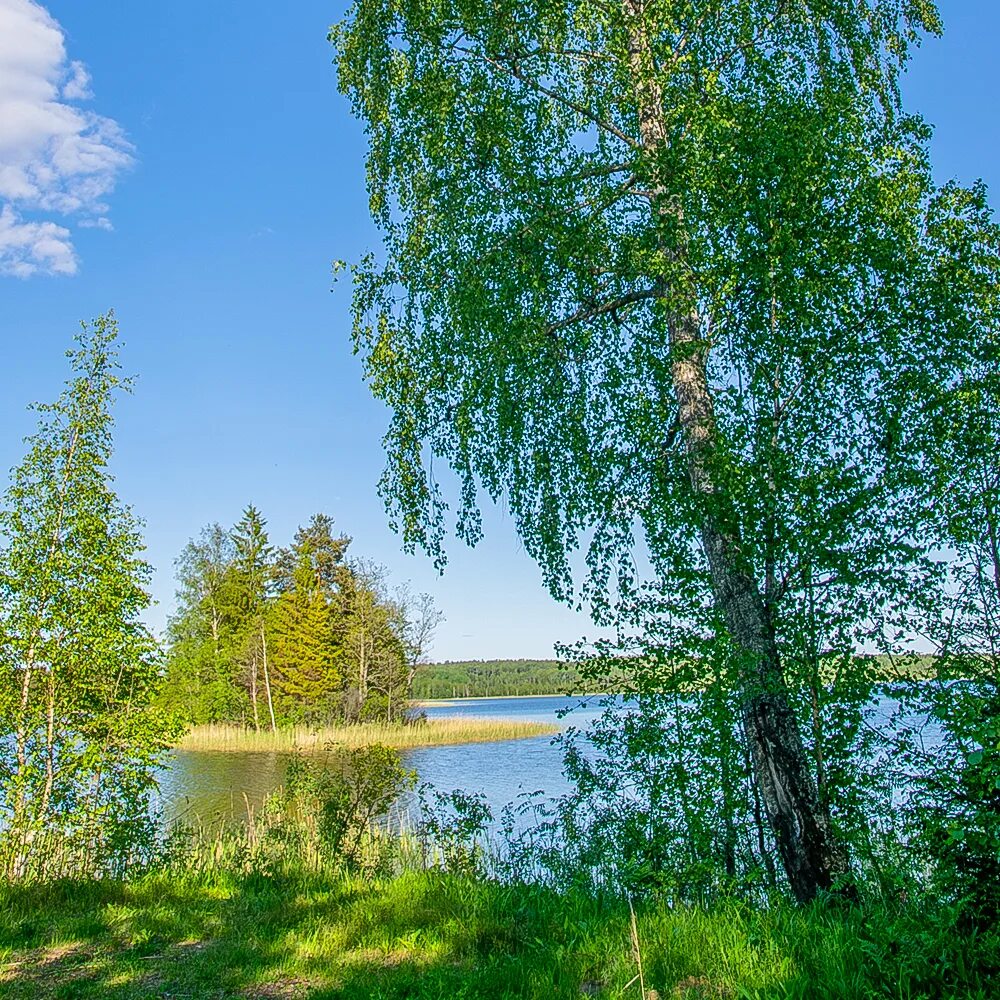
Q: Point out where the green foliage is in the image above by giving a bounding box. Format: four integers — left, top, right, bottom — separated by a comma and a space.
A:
418, 786, 494, 876
161, 511, 432, 729
333, 0, 997, 898
0, 313, 179, 880
336, 559, 410, 723
276, 743, 416, 867
158, 523, 246, 724
881, 215, 1000, 925
333, 0, 953, 603
413, 659, 584, 698
908, 681, 1000, 926
268, 578, 340, 718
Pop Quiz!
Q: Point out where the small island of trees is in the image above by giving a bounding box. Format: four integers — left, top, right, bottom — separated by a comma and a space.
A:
159, 508, 438, 729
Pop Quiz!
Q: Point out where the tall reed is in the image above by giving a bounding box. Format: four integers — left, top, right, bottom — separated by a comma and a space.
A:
176, 718, 557, 753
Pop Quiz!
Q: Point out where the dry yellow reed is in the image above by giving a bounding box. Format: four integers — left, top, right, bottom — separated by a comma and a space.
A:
175, 717, 558, 753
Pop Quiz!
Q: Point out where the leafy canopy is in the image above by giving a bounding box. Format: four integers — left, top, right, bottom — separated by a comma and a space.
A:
333, 1, 973, 641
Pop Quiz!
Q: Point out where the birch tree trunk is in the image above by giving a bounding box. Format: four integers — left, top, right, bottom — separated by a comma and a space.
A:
250, 654, 261, 732
623, 0, 840, 902
358, 633, 369, 704
260, 624, 276, 732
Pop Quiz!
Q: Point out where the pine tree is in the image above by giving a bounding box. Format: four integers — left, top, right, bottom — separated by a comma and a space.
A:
269, 540, 341, 723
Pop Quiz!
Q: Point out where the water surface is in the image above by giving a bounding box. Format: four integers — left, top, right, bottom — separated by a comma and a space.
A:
159, 694, 608, 826
159, 691, 934, 827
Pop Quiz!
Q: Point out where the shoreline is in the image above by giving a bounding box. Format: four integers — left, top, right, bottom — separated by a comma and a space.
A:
413, 692, 608, 707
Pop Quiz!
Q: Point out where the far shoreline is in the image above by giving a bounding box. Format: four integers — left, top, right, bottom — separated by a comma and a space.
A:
413, 692, 608, 707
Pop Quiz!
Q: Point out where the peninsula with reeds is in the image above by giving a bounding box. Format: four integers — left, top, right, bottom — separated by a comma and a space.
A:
177, 717, 558, 753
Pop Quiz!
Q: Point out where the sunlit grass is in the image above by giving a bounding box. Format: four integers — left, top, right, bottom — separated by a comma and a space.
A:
0, 792, 995, 999
1, 869, 994, 999
175, 718, 558, 753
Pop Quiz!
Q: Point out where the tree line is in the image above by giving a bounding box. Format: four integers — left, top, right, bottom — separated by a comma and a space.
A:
160, 508, 442, 729
412, 660, 584, 699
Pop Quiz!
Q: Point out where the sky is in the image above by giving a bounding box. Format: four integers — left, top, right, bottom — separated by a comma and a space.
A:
0, 1, 997, 662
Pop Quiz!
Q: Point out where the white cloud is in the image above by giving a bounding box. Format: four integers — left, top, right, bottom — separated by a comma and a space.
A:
0, 204, 75, 276
0, 0, 133, 277
62, 60, 91, 101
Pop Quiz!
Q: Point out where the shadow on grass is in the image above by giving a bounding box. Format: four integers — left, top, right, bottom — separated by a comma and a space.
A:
0, 871, 604, 1000
0, 871, 995, 999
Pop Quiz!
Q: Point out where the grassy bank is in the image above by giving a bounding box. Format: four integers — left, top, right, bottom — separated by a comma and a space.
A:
176, 718, 558, 753
0, 867, 994, 999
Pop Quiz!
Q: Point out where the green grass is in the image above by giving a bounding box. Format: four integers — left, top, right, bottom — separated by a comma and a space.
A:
0, 867, 996, 999
177, 718, 558, 753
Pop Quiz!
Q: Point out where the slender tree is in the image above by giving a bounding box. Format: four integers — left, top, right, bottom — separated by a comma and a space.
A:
0, 313, 175, 878
396, 585, 444, 696
161, 524, 243, 723
333, 0, 990, 899
232, 505, 277, 732
338, 560, 408, 722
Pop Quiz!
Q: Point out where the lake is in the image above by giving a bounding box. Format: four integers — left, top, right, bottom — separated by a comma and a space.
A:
160, 694, 609, 827
159, 691, 936, 829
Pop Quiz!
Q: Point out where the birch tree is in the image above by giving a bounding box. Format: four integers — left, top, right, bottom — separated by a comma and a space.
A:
161, 524, 243, 723
0, 313, 175, 878
332, 0, 991, 900
232, 504, 277, 732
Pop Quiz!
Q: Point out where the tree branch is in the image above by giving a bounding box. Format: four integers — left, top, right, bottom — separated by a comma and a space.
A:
545, 288, 659, 335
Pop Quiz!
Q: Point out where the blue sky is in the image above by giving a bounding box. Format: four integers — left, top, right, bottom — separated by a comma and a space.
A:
1, 1, 997, 661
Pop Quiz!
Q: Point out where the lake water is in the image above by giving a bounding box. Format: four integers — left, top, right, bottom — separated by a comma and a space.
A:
160, 694, 609, 827
159, 691, 937, 828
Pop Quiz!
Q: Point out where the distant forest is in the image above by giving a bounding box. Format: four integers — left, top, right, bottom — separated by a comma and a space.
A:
412, 660, 584, 699
410, 654, 946, 701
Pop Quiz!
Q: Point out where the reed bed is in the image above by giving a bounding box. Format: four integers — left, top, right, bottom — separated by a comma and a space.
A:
175, 717, 558, 753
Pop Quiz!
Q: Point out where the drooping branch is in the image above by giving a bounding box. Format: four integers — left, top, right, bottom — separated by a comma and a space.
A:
473, 51, 641, 151
545, 288, 659, 335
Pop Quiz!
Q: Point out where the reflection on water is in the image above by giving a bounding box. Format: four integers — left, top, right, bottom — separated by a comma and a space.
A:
162, 750, 290, 826
158, 695, 608, 827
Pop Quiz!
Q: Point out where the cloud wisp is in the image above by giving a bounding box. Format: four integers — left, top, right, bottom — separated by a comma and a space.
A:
0, 0, 133, 277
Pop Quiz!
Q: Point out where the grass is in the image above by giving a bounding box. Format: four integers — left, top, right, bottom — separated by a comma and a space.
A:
0, 867, 996, 999
0, 772, 995, 1000
176, 718, 559, 753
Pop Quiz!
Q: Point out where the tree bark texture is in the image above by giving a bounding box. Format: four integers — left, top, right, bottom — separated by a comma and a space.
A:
623, 0, 839, 902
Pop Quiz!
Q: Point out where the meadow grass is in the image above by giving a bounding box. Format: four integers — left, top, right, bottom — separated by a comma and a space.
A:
0, 866, 994, 999
1, 735, 994, 999
176, 717, 558, 753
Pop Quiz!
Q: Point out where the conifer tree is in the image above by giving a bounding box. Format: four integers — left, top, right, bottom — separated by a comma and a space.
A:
269, 541, 341, 722
232, 505, 276, 731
